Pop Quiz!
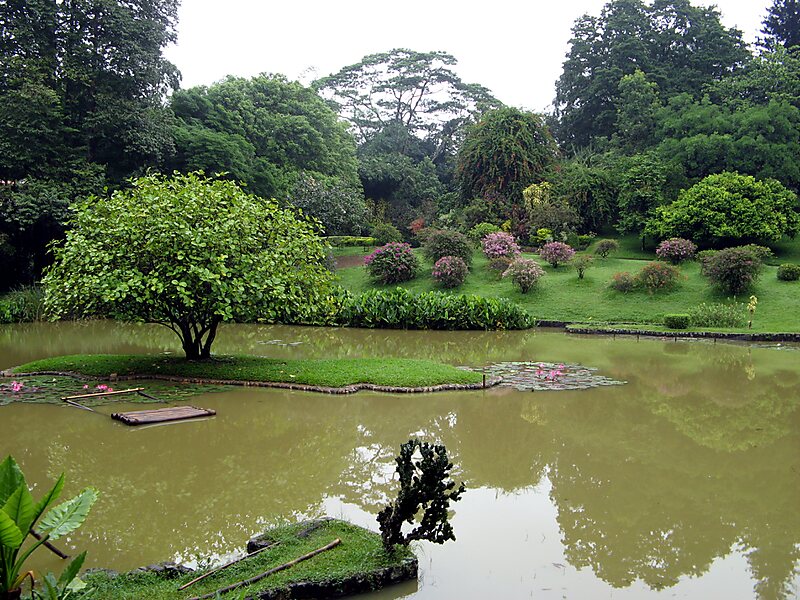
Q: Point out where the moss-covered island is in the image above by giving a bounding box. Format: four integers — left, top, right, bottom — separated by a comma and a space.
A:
11, 354, 485, 392
84, 519, 417, 599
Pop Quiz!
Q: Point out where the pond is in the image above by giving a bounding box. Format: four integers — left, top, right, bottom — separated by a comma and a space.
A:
1, 322, 799, 599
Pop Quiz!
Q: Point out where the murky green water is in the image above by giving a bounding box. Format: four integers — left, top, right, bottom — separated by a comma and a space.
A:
1, 322, 799, 599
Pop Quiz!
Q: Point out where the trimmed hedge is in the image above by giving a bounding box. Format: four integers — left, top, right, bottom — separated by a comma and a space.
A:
664, 314, 691, 329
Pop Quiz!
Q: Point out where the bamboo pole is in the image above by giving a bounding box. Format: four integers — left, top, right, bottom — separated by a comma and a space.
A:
177, 542, 280, 591
188, 538, 341, 600
61, 398, 96, 412
62, 387, 144, 400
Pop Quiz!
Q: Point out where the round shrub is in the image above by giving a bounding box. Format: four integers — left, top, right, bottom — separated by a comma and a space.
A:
503, 258, 545, 293
469, 222, 500, 242
656, 238, 697, 264
370, 222, 403, 245
609, 272, 637, 293
364, 242, 419, 284
594, 238, 619, 258
702, 247, 763, 294
432, 256, 469, 289
539, 241, 575, 268
481, 231, 521, 260
423, 229, 473, 266
636, 262, 682, 293
777, 263, 800, 281
664, 314, 690, 329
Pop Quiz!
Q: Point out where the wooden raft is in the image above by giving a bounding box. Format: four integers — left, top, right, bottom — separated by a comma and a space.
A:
111, 406, 216, 426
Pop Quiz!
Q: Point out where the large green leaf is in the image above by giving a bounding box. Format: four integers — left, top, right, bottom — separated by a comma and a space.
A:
31, 472, 64, 526
1, 483, 34, 537
0, 507, 23, 549
38, 488, 98, 541
0, 456, 25, 507
57, 550, 87, 589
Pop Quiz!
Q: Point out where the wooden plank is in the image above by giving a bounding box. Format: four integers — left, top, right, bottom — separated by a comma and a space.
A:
62, 387, 144, 400
111, 406, 216, 426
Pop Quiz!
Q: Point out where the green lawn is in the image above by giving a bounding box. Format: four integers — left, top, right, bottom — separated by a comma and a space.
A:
14, 354, 483, 388
335, 249, 800, 332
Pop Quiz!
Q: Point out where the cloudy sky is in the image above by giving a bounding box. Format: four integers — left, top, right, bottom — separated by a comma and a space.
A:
164, 0, 771, 112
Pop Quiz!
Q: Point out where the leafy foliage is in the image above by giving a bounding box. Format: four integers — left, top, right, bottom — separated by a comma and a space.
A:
377, 439, 465, 552
43, 172, 332, 359
423, 229, 474, 266
481, 232, 521, 260
656, 238, 697, 264
370, 223, 403, 245
336, 288, 535, 330
573, 255, 594, 279
594, 239, 620, 258
635, 262, 682, 293
364, 243, 419, 284
539, 242, 575, 268
469, 222, 501, 242
761, 0, 800, 48
609, 271, 638, 293
701, 246, 765, 294
777, 263, 800, 281
502, 258, 545, 293
663, 314, 690, 329
432, 256, 469, 289
687, 302, 747, 327
647, 172, 800, 247
289, 173, 367, 236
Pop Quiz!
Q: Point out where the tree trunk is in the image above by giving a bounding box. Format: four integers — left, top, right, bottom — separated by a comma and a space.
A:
3, 589, 22, 600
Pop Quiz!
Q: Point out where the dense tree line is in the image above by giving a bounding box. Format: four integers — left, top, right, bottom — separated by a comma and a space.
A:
2, 0, 800, 291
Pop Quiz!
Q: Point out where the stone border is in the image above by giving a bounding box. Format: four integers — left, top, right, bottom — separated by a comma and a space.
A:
563, 325, 800, 343
2, 369, 502, 395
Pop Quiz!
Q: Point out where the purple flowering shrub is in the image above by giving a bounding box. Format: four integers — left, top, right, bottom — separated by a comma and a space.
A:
432, 256, 469, 288
503, 258, 545, 293
539, 241, 575, 268
364, 242, 419, 284
656, 238, 697, 264
481, 231, 521, 260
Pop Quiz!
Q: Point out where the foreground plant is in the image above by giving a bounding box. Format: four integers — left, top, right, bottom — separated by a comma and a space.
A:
0, 456, 98, 599
377, 440, 465, 552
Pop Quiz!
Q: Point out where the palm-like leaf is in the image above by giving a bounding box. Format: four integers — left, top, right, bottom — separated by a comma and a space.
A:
0, 456, 25, 507
38, 488, 98, 541
2, 483, 34, 538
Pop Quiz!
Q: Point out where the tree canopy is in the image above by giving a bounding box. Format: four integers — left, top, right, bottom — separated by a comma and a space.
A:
761, 0, 800, 49
43, 172, 333, 359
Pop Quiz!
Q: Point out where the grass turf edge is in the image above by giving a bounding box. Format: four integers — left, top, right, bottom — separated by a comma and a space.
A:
10, 354, 485, 391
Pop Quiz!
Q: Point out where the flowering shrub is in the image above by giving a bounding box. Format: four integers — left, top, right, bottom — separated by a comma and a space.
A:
503, 258, 545, 293
656, 238, 697, 264
636, 262, 682, 293
609, 272, 637, 293
702, 247, 763, 294
594, 239, 619, 258
432, 256, 469, 288
364, 242, 419, 284
539, 241, 575, 268
423, 229, 473, 266
409, 217, 425, 235
481, 231, 521, 260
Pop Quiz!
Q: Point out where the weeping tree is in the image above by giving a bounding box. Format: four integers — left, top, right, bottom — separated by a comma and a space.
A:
43, 172, 332, 359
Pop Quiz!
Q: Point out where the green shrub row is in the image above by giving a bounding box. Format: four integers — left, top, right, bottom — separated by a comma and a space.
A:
325, 235, 377, 247
336, 288, 535, 330
663, 314, 690, 329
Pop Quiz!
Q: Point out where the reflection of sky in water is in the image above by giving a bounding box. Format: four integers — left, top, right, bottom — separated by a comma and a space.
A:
1, 323, 799, 599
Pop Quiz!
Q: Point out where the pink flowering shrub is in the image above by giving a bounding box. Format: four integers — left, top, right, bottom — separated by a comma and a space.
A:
539, 241, 575, 268
364, 242, 419, 284
503, 258, 545, 293
636, 261, 683, 293
432, 256, 469, 288
656, 238, 697, 264
481, 231, 521, 260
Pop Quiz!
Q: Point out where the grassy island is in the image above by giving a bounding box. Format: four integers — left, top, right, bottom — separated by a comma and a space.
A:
13, 354, 483, 390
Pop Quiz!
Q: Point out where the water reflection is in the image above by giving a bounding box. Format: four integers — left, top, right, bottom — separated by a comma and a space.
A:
1, 323, 799, 599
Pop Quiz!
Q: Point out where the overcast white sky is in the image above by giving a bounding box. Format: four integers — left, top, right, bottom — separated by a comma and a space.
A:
164, 0, 770, 112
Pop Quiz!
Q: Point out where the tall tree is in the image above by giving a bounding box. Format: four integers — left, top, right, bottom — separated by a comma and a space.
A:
761, 0, 800, 49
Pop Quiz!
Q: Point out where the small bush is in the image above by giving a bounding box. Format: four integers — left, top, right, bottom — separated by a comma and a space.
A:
573, 254, 594, 279
481, 231, 521, 260
503, 258, 545, 293
469, 222, 500, 242
487, 256, 513, 278
531, 228, 553, 247
687, 302, 746, 328
432, 256, 469, 288
609, 272, 637, 293
364, 243, 419, 284
539, 241, 575, 268
738, 244, 774, 263
577, 233, 596, 250
636, 262, 682, 293
702, 247, 764, 294
423, 229, 474, 266
656, 238, 697, 264
594, 239, 619, 258
696, 249, 719, 274
371, 222, 403, 245
664, 314, 691, 329
337, 288, 535, 330
777, 263, 800, 281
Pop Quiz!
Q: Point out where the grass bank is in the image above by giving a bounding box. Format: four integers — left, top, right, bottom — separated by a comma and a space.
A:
13, 354, 483, 389
335, 249, 800, 333
83, 519, 415, 600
